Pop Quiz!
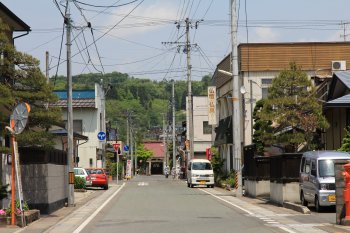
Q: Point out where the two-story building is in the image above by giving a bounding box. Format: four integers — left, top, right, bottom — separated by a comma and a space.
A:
212, 42, 350, 172
52, 83, 106, 169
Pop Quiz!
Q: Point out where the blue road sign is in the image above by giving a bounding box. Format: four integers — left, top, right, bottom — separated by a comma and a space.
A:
123, 145, 129, 152
97, 131, 106, 141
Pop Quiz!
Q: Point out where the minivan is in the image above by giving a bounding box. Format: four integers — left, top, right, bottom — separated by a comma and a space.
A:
299, 150, 350, 212
187, 159, 214, 188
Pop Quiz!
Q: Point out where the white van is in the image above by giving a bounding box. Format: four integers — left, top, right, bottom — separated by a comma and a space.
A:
187, 159, 214, 188
299, 150, 350, 212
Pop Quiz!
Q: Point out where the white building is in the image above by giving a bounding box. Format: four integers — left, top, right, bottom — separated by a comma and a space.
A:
52, 82, 106, 168
186, 96, 212, 159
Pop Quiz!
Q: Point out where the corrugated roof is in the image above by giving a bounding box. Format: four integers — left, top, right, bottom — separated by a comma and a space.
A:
54, 90, 95, 100
334, 71, 350, 89
325, 94, 350, 108
144, 142, 164, 158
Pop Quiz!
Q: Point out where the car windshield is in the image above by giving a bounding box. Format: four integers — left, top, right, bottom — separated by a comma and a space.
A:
192, 162, 212, 170
318, 159, 335, 177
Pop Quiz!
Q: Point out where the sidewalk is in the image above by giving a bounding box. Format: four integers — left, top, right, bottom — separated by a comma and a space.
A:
0, 181, 123, 233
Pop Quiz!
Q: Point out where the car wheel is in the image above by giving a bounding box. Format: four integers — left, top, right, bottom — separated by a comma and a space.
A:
300, 191, 308, 207
103, 185, 109, 190
315, 196, 322, 212
187, 181, 190, 188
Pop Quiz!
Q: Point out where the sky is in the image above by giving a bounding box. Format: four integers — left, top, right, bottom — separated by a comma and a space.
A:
2, 0, 350, 82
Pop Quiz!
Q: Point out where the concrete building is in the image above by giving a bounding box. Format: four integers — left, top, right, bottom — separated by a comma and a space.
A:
53, 83, 106, 169
212, 42, 350, 172
186, 96, 212, 159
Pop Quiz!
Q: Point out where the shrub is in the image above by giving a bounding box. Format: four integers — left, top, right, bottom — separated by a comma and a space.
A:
109, 162, 123, 178
6, 200, 29, 216
74, 176, 86, 189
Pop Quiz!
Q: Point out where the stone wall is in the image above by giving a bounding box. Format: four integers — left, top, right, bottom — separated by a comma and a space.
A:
245, 180, 270, 198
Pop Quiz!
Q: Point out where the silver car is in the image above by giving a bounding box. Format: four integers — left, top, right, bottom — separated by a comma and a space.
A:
299, 151, 350, 212
73, 167, 92, 187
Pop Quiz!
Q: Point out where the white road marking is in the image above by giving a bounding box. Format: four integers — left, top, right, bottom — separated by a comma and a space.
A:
72, 183, 126, 233
138, 182, 149, 186
199, 188, 298, 233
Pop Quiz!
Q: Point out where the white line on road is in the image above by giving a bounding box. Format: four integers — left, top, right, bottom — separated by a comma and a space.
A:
199, 188, 298, 233
72, 183, 126, 233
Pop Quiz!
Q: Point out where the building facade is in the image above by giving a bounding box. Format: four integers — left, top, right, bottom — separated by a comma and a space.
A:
53, 83, 106, 169
212, 42, 350, 172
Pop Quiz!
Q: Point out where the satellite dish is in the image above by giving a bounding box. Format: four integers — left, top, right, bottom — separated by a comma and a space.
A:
240, 86, 247, 94
10, 103, 31, 134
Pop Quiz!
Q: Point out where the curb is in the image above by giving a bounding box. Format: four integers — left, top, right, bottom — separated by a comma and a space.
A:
283, 201, 311, 214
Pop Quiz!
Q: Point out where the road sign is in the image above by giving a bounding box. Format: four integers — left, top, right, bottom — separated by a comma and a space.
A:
10, 102, 31, 134
97, 131, 106, 140
112, 143, 120, 152
123, 145, 129, 152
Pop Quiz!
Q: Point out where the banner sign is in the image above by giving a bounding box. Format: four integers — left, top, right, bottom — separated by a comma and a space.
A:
125, 159, 132, 179
208, 86, 216, 125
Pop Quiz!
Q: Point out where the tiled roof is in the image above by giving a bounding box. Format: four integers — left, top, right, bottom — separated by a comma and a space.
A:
51, 99, 95, 108
144, 142, 164, 158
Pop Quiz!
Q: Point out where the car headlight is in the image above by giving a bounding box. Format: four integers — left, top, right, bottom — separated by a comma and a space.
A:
192, 174, 199, 178
208, 174, 214, 177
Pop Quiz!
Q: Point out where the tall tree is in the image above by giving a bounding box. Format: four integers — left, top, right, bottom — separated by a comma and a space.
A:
258, 62, 329, 152
0, 19, 62, 151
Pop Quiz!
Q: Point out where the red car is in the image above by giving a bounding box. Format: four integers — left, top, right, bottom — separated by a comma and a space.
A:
85, 168, 109, 190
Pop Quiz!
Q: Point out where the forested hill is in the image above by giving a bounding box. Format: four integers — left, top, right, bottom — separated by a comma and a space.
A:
51, 72, 212, 141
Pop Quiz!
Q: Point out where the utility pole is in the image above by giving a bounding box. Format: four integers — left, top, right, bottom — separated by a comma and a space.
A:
163, 113, 167, 168
185, 18, 194, 161
231, 0, 243, 197
45, 51, 49, 81
172, 80, 176, 170
130, 122, 133, 177
134, 139, 137, 176
162, 18, 199, 163
65, 6, 74, 206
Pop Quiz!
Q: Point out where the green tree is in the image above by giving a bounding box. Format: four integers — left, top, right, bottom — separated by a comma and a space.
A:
136, 144, 153, 173
338, 127, 350, 152
252, 99, 273, 155
0, 19, 62, 151
258, 62, 329, 152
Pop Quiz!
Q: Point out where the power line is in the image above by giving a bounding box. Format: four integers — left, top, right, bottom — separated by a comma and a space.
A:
74, 0, 139, 8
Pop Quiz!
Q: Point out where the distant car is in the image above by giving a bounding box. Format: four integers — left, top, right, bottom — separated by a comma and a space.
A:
85, 168, 109, 190
73, 167, 92, 187
187, 159, 214, 188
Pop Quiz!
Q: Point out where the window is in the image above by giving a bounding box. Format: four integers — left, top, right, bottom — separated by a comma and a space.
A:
261, 79, 272, 85
262, 88, 269, 99
311, 160, 317, 176
305, 159, 310, 173
203, 121, 211, 134
192, 162, 212, 170
300, 157, 306, 172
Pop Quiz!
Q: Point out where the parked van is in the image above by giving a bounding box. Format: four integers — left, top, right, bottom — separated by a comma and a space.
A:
299, 150, 350, 212
187, 159, 214, 188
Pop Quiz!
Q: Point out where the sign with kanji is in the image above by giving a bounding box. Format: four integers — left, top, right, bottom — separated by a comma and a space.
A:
208, 86, 216, 125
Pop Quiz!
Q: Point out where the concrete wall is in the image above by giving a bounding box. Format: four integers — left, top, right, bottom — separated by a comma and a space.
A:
270, 182, 300, 205
245, 180, 270, 198
21, 164, 68, 214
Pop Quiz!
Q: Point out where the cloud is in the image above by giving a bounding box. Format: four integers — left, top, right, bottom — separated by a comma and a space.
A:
250, 27, 280, 43
105, 1, 178, 38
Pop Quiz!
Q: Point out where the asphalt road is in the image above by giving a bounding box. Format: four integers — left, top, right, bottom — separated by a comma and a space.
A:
79, 175, 296, 233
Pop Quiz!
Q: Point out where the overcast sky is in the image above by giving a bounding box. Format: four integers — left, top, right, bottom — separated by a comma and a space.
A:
2, 0, 350, 81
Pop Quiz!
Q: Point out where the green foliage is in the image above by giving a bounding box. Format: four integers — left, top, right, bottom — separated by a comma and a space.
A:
136, 144, 153, 172
210, 147, 225, 184
74, 176, 86, 189
109, 162, 123, 178
338, 127, 350, 152
0, 19, 63, 151
6, 200, 29, 216
252, 99, 272, 155
258, 62, 329, 152
0, 183, 9, 200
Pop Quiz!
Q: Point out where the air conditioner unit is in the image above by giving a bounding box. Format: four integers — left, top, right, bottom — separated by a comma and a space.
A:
332, 61, 346, 71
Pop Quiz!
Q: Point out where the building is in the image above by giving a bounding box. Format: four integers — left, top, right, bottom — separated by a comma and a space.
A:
143, 141, 165, 175
212, 42, 350, 172
185, 96, 213, 159
52, 83, 106, 168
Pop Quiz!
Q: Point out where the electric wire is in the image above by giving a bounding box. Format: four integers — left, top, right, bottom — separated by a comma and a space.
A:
90, 28, 105, 74
74, 0, 139, 8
